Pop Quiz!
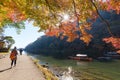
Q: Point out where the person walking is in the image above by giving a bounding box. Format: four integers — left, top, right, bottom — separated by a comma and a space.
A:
19, 48, 23, 55
10, 47, 18, 68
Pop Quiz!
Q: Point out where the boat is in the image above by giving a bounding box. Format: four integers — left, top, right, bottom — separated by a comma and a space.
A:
97, 57, 113, 62
104, 52, 120, 59
68, 54, 92, 61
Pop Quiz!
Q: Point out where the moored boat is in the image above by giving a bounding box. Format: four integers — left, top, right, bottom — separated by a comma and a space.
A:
68, 54, 92, 61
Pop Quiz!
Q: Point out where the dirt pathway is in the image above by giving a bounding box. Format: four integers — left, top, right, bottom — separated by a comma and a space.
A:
0, 54, 46, 80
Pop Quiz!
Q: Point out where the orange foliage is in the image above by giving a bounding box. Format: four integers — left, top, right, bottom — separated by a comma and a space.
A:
46, 18, 93, 43
53, 0, 120, 44
7, 10, 26, 22
0, 0, 120, 45
0, 1, 27, 23
103, 37, 120, 49
101, 0, 120, 14
46, 19, 79, 42
45, 27, 60, 37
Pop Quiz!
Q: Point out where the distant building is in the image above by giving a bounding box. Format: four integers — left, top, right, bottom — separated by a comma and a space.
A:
0, 41, 5, 49
0, 41, 9, 52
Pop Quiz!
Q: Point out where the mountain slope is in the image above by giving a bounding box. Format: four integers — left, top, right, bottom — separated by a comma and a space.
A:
25, 11, 120, 59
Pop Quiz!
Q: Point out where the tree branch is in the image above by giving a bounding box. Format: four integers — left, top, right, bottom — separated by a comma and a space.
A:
90, 0, 114, 36
45, 0, 56, 19
72, 0, 78, 21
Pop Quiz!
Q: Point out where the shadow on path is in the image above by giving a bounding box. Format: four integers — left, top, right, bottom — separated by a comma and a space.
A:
0, 67, 12, 73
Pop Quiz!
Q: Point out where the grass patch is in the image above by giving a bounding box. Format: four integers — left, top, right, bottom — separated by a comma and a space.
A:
31, 57, 58, 80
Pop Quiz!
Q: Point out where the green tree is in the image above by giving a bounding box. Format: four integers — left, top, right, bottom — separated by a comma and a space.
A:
0, 35, 15, 48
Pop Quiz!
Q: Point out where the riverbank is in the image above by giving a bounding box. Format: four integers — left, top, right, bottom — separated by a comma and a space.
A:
31, 57, 58, 80
32, 54, 120, 80
0, 53, 46, 80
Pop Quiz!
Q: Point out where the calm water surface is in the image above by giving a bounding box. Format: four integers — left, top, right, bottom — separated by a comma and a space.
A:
29, 54, 120, 80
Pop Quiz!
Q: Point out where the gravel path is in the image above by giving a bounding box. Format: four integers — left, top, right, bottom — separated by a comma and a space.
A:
0, 54, 46, 80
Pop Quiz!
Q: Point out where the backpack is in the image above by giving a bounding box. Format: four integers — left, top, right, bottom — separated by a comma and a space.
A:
10, 52, 15, 60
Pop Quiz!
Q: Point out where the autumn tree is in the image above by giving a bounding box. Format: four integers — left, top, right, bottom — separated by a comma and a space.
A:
0, 0, 120, 48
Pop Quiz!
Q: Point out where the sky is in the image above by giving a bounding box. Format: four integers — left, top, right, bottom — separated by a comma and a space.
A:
4, 21, 45, 49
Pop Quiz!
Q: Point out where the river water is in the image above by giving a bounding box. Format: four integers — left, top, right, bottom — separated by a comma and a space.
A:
26, 53, 120, 80
29, 54, 81, 80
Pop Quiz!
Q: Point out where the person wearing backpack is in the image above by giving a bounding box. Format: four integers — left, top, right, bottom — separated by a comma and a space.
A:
10, 47, 18, 68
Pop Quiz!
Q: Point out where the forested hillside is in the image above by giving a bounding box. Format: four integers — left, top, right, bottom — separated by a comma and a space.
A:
25, 11, 120, 59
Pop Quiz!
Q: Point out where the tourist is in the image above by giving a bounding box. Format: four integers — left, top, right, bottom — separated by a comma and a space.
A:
19, 48, 23, 55
10, 46, 18, 68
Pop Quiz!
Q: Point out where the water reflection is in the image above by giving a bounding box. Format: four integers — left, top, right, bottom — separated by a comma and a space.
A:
76, 61, 89, 66
28, 54, 81, 80
59, 67, 73, 80
59, 66, 81, 80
